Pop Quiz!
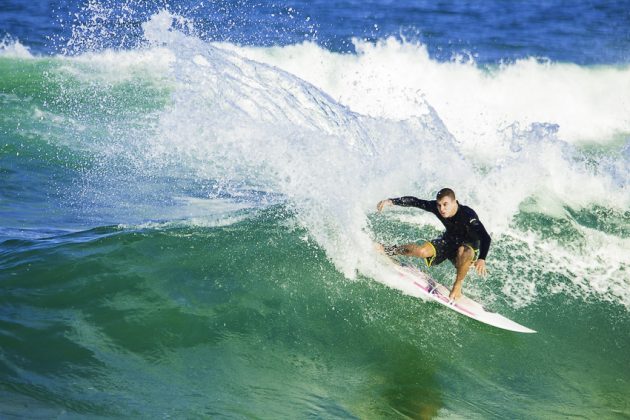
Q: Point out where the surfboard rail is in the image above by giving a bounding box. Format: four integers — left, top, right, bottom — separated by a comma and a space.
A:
393, 263, 536, 334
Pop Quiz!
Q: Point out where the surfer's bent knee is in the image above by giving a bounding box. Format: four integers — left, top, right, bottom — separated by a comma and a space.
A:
456, 245, 474, 263
417, 242, 435, 258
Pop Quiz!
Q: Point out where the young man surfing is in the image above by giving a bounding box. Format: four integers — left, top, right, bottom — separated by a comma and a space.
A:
376, 188, 491, 301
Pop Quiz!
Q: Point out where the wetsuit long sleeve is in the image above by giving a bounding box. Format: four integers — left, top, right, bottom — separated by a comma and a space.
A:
390, 196, 435, 212
468, 216, 491, 260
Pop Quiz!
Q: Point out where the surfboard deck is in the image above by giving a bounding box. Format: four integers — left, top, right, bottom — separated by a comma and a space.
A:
391, 261, 536, 333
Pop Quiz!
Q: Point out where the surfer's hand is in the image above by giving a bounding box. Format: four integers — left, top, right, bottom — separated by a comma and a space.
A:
377, 199, 393, 212
475, 259, 487, 277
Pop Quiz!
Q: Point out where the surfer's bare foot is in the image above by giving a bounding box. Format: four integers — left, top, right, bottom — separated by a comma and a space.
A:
374, 243, 385, 254
449, 287, 462, 301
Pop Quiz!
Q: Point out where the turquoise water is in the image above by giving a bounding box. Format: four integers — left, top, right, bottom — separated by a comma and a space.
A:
2, 3, 630, 418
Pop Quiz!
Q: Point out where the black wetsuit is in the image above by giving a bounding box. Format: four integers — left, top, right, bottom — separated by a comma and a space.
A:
390, 196, 491, 266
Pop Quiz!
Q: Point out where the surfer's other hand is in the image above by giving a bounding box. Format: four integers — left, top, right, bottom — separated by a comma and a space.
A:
475, 259, 487, 277
377, 199, 393, 212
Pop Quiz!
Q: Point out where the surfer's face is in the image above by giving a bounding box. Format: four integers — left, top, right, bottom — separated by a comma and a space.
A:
437, 196, 457, 218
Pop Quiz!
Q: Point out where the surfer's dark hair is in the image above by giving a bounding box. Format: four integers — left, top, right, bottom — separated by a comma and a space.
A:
436, 188, 455, 201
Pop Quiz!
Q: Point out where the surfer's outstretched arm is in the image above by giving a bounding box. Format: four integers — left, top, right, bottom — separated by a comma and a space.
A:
377, 197, 435, 213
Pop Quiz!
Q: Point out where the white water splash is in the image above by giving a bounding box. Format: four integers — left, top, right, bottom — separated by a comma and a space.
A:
0, 36, 33, 58
48, 11, 630, 309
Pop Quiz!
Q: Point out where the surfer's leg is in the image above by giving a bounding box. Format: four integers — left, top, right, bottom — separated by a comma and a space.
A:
384, 242, 435, 259
450, 245, 474, 300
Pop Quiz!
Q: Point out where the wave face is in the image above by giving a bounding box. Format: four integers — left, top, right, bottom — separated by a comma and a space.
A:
1, 5, 629, 418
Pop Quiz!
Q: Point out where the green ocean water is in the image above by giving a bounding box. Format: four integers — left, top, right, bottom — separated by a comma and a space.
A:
1, 29, 630, 419
1, 209, 629, 418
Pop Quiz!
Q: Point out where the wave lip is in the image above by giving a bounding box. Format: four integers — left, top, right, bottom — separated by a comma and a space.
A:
226, 37, 630, 150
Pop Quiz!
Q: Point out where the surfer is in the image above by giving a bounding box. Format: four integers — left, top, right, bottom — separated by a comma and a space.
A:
376, 188, 491, 301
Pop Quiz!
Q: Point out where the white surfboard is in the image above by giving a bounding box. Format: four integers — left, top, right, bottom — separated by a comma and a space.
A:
392, 262, 536, 333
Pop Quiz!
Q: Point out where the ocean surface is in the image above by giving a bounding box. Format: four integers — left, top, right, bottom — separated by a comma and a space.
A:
1, 0, 629, 418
